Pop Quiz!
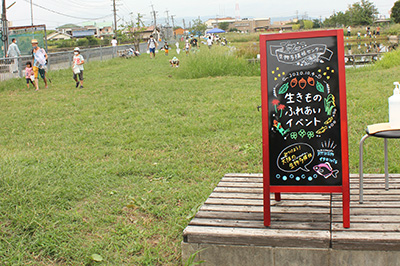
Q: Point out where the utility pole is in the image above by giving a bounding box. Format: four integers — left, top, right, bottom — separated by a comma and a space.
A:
113, 0, 117, 38
170, 15, 175, 29
165, 9, 170, 26
171, 15, 176, 39
150, 4, 157, 30
2, 0, 8, 56
30, 0, 33, 26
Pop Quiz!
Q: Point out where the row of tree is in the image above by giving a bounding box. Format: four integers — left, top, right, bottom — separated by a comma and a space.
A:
323, 0, 378, 27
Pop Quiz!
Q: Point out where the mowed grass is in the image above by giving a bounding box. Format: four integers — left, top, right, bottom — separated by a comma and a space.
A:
0, 47, 399, 265
0, 50, 262, 265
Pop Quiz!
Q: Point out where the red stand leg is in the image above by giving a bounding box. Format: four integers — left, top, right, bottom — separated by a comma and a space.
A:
274, 192, 281, 201
264, 187, 271, 227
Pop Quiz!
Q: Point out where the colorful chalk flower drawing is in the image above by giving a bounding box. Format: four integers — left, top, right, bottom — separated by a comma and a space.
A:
277, 104, 286, 117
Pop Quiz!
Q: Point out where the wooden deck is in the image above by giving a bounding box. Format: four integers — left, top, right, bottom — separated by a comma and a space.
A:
184, 173, 400, 250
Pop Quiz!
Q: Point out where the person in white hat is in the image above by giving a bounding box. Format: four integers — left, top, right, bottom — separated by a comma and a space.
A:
72, 47, 85, 88
31, 39, 48, 91
169, 56, 179, 67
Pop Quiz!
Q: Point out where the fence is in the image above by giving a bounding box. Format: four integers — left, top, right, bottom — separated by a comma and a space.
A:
0, 43, 145, 82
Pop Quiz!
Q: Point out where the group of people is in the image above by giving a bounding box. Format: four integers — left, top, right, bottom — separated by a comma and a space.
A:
23, 39, 85, 91
346, 26, 381, 39
6, 38, 85, 91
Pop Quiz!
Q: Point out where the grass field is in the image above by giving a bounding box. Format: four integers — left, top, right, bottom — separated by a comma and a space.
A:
0, 46, 399, 265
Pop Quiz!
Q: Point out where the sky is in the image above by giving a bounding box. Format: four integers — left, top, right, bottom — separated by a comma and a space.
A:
6, 0, 397, 30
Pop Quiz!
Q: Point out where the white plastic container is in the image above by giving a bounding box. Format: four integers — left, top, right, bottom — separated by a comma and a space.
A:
389, 82, 400, 129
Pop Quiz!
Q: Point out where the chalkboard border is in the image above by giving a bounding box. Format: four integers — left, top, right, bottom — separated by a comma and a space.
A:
260, 30, 350, 228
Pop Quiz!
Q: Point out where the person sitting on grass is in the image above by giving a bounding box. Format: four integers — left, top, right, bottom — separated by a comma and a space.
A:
169, 57, 179, 67
72, 47, 85, 89
25, 61, 35, 89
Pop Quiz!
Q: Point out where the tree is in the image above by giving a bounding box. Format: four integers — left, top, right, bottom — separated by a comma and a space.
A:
302, 20, 314, 29
312, 19, 322, 28
347, 0, 378, 25
323, 11, 350, 27
190, 18, 207, 36
391, 0, 400, 23
218, 22, 229, 31
322, 0, 377, 27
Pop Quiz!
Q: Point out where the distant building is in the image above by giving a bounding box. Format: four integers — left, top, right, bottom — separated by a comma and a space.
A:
205, 17, 235, 28
173, 28, 187, 38
47, 31, 72, 41
128, 26, 160, 41
72, 30, 96, 38
56, 24, 82, 36
56, 22, 113, 39
205, 17, 271, 33
269, 20, 295, 31
81, 21, 114, 37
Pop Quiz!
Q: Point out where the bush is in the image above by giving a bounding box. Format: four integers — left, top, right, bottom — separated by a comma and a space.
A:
76, 38, 89, 47
225, 33, 260, 43
373, 49, 400, 69
86, 36, 99, 46
176, 46, 260, 79
234, 43, 259, 59
56, 39, 75, 48
292, 24, 301, 31
382, 23, 400, 35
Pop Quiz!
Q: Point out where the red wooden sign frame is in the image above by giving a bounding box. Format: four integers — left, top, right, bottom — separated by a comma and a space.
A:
260, 30, 350, 228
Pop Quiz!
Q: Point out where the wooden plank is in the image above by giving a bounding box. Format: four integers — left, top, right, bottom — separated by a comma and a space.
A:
332, 201, 400, 208
195, 211, 329, 222
204, 198, 330, 208
221, 177, 263, 183
184, 225, 330, 248
332, 223, 400, 232
217, 181, 263, 188
349, 183, 400, 189
332, 207, 400, 215
332, 215, 400, 223
189, 217, 330, 230
209, 192, 330, 201
213, 187, 263, 193
332, 231, 400, 250
209, 192, 263, 199
224, 173, 262, 178
331, 195, 400, 201
200, 204, 330, 214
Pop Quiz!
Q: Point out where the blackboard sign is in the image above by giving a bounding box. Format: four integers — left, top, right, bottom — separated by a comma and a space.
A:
260, 30, 350, 228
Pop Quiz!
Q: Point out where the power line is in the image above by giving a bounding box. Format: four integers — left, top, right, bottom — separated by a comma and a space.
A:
21, 0, 111, 20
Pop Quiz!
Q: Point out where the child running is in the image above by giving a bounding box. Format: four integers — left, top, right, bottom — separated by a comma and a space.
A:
185, 39, 191, 55
25, 62, 35, 89
72, 47, 85, 88
162, 41, 170, 56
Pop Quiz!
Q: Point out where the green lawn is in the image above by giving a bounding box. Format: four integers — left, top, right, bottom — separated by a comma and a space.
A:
0, 48, 399, 265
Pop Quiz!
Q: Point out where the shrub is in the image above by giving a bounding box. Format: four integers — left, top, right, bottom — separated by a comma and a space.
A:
373, 49, 400, 69
76, 38, 89, 47
234, 43, 259, 59
382, 23, 400, 35
176, 46, 260, 79
292, 24, 301, 31
86, 36, 99, 46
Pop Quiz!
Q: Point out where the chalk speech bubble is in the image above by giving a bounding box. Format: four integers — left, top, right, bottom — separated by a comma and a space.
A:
277, 143, 315, 173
